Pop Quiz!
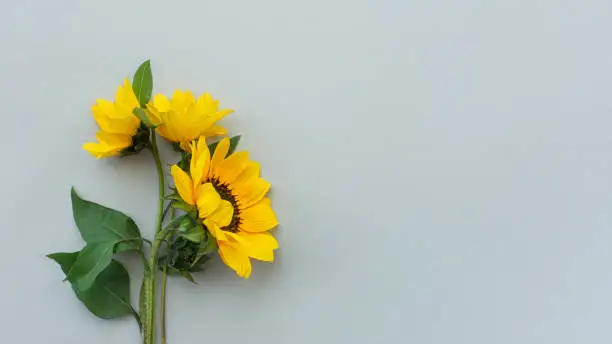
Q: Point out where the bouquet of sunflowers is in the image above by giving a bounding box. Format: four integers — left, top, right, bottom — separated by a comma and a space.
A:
47, 60, 279, 344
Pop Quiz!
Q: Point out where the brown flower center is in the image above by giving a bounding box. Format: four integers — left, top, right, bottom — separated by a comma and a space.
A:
211, 177, 241, 233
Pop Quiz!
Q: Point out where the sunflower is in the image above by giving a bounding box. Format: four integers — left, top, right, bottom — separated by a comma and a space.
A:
147, 90, 233, 151
170, 137, 278, 278
82, 78, 142, 158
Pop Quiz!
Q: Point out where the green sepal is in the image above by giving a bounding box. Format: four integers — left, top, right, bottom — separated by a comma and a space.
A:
171, 142, 183, 152
120, 124, 150, 157
179, 271, 197, 284
177, 216, 195, 232
164, 193, 182, 202
197, 233, 218, 257
177, 152, 192, 172
158, 233, 214, 275
163, 214, 191, 232
180, 224, 205, 243
172, 200, 195, 214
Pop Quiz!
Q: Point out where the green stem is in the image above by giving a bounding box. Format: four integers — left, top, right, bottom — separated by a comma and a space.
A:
161, 207, 174, 344
161, 265, 168, 344
142, 132, 166, 344
151, 132, 165, 234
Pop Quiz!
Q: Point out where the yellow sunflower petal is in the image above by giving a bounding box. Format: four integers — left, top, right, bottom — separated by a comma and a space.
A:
116, 78, 139, 109
210, 138, 230, 175
184, 90, 195, 105
213, 109, 234, 121
216, 151, 250, 184
196, 183, 221, 218
205, 219, 227, 241
201, 125, 227, 136
195, 93, 218, 113
171, 165, 195, 205
170, 90, 193, 111
177, 140, 191, 152
239, 232, 278, 262
234, 162, 261, 186
82, 142, 122, 159
219, 243, 252, 278
239, 198, 278, 232
144, 106, 162, 126
207, 200, 234, 227
235, 178, 271, 209
92, 105, 138, 135
95, 132, 132, 148
190, 138, 210, 186
152, 94, 170, 112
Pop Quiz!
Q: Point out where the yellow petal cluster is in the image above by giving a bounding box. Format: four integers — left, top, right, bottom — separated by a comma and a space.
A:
147, 91, 233, 150
171, 137, 278, 278
83, 79, 141, 158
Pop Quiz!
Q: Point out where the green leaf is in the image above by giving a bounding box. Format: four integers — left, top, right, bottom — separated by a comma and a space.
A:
208, 135, 241, 157
47, 252, 79, 274
71, 188, 142, 253
48, 253, 134, 319
132, 60, 153, 107
67, 242, 116, 291
132, 108, 157, 128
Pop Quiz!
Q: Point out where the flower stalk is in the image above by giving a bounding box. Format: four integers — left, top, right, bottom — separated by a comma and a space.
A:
141, 132, 166, 344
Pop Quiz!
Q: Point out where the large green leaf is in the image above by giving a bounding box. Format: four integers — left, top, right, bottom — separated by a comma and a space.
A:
47, 252, 79, 274
132, 60, 153, 107
48, 252, 134, 319
67, 242, 116, 291
71, 188, 142, 252
208, 135, 241, 157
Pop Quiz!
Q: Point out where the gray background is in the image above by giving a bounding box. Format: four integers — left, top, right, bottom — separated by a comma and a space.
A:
1, 0, 611, 343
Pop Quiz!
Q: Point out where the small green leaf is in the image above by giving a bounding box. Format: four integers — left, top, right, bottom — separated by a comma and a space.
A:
48, 253, 134, 319
67, 242, 116, 291
71, 188, 142, 253
132, 60, 153, 107
208, 135, 241, 157
133, 108, 157, 128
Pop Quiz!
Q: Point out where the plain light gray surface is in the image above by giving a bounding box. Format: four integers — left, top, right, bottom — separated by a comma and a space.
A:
1, 0, 612, 343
